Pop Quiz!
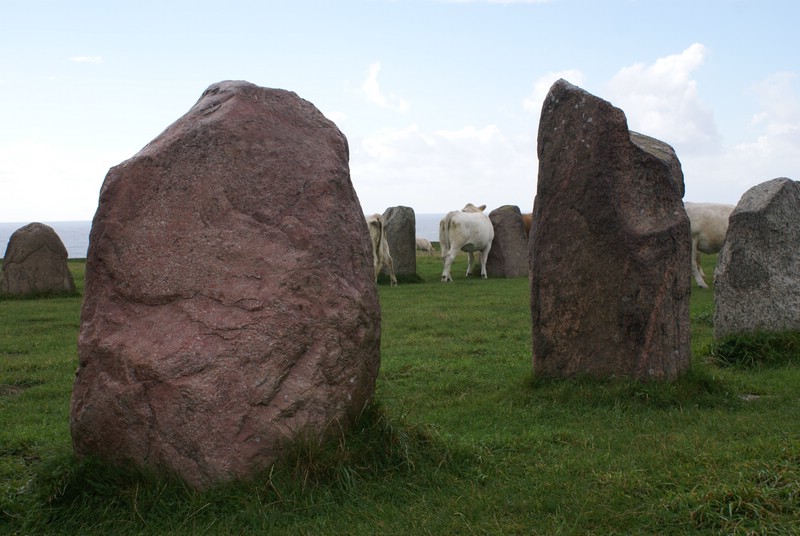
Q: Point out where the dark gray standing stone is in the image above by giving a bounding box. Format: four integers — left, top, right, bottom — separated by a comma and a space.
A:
530, 79, 691, 381
486, 205, 529, 278
714, 177, 800, 338
70, 80, 381, 490
0, 222, 75, 296
382, 206, 416, 277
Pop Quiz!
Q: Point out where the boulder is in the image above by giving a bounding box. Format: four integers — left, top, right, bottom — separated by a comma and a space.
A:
714, 177, 800, 338
0, 222, 75, 296
70, 80, 381, 490
530, 79, 691, 380
486, 205, 529, 278
382, 206, 416, 277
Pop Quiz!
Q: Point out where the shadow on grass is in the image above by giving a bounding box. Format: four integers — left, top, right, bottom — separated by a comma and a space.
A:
521, 364, 740, 411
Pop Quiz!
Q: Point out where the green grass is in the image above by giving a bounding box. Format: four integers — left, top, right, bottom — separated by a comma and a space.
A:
2, 254, 799, 534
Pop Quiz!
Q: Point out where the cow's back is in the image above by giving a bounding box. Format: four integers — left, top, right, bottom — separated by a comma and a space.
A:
685, 202, 734, 252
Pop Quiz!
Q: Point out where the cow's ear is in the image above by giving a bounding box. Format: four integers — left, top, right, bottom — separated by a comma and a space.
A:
479, 205, 487, 211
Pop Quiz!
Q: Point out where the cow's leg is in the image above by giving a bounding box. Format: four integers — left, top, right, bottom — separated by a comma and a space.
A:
373, 253, 381, 283
479, 243, 491, 278
691, 239, 708, 289
696, 250, 706, 278
465, 252, 475, 277
441, 247, 457, 282
384, 254, 398, 287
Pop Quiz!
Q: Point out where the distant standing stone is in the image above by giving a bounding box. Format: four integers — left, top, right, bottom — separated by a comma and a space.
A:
486, 205, 529, 278
714, 177, 800, 338
70, 80, 381, 490
0, 222, 75, 296
382, 206, 416, 277
530, 79, 691, 381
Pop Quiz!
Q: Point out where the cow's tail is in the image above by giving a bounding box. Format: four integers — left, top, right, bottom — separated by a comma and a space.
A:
439, 213, 451, 259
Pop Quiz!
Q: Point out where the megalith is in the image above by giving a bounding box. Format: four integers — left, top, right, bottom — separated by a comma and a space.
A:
486, 205, 529, 278
0, 222, 75, 296
714, 177, 800, 338
530, 79, 691, 380
382, 206, 416, 277
70, 80, 381, 490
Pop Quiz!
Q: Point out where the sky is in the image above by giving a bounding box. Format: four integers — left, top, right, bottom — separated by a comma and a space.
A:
1, 0, 798, 222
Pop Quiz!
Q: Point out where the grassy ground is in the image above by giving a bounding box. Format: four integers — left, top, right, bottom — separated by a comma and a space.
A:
1, 254, 799, 535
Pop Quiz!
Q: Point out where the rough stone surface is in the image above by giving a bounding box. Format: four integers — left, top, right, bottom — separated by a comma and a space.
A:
486, 205, 529, 278
0, 222, 75, 296
382, 206, 416, 277
714, 177, 800, 338
530, 79, 691, 380
629, 131, 685, 196
70, 80, 381, 490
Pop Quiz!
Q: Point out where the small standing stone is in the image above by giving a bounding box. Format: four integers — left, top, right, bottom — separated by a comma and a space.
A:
486, 205, 529, 278
382, 206, 416, 277
714, 177, 800, 338
0, 222, 75, 296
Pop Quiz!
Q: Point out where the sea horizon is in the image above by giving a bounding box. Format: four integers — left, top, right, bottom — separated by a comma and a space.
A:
1, 214, 446, 260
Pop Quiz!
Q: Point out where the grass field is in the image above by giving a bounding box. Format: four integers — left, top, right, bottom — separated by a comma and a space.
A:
1, 253, 799, 535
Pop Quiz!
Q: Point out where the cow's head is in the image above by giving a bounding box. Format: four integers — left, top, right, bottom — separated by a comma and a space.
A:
462, 203, 487, 213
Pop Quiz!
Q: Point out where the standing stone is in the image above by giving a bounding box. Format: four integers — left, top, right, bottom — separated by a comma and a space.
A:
0, 222, 75, 296
530, 79, 691, 380
382, 206, 416, 277
70, 80, 381, 490
714, 177, 800, 338
486, 205, 529, 278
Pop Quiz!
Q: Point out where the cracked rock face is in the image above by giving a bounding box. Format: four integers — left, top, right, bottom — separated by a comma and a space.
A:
0, 222, 75, 296
69, 80, 381, 490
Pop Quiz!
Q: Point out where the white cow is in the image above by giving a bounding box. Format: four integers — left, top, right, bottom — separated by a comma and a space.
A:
366, 213, 398, 286
439, 203, 495, 282
415, 237, 435, 255
685, 202, 735, 289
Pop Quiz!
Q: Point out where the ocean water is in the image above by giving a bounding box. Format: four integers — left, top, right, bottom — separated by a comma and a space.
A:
0, 214, 446, 260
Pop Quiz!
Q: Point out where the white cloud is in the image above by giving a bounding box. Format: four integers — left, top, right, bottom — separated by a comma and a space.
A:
523, 69, 586, 114
323, 110, 349, 125
748, 72, 799, 140
360, 62, 410, 113
351, 123, 537, 214
69, 56, 103, 64
604, 43, 719, 154
598, 50, 799, 204
687, 71, 800, 202
0, 140, 121, 221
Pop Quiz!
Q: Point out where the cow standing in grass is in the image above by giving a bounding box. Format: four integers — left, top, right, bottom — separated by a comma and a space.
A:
439, 203, 494, 282
416, 237, 435, 255
366, 213, 398, 286
684, 202, 735, 288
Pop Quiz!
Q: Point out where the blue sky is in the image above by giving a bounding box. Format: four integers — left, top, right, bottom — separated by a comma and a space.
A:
1, 0, 798, 222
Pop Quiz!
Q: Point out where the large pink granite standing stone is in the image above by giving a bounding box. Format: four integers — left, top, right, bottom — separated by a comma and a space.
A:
530, 79, 691, 380
70, 81, 381, 489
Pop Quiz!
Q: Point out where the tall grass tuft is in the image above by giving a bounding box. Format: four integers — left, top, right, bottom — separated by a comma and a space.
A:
273, 401, 450, 493
708, 330, 800, 369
